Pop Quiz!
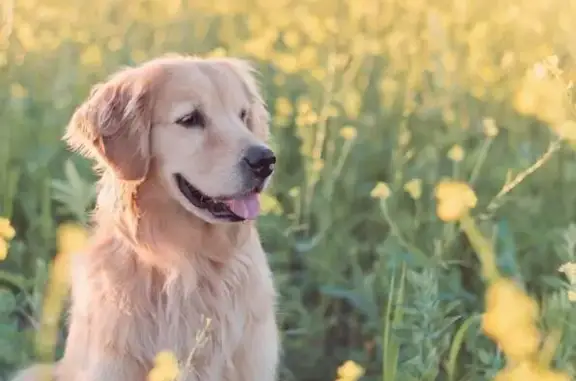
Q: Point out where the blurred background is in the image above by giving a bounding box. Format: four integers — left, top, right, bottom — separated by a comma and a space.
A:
1, 0, 576, 380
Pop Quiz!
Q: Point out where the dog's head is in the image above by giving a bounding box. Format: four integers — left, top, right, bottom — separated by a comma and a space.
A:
64, 56, 274, 224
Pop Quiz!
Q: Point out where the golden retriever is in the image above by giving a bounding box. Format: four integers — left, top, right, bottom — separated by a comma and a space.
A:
12, 55, 280, 381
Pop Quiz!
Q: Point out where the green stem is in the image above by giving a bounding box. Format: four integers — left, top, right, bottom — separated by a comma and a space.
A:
459, 214, 500, 282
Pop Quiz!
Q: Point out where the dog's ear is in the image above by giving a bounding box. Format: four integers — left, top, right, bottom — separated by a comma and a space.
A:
64, 67, 159, 182
222, 58, 271, 141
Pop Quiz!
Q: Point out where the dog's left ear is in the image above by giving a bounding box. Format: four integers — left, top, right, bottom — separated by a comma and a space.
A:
63, 66, 160, 182
222, 58, 271, 141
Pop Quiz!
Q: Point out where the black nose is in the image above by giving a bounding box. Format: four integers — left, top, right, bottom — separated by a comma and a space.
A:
243, 145, 276, 179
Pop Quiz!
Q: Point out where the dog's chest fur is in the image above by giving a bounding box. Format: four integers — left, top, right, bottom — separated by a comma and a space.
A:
67, 232, 276, 379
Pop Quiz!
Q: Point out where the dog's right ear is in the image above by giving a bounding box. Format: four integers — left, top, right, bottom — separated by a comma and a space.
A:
63, 68, 159, 182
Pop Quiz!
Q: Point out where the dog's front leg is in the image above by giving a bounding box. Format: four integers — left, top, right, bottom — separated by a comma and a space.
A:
227, 314, 280, 381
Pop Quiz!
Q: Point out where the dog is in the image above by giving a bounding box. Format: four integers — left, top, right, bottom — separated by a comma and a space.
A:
12, 55, 280, 381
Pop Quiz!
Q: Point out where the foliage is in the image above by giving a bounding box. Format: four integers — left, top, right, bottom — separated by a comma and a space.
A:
1, 0, 576, 380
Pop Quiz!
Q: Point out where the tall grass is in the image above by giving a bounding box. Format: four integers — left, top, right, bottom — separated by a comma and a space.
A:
1, 0, 576, 380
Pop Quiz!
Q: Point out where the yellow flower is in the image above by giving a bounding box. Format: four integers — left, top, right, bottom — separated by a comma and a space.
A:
447, 144, 465, 162
483, 118, 499, 138
494, 361, 571, 381
56, 222, 88, 255
0, 239, 7, 261
403, 178, 422, 200
339, 126, 357, 141
36, 222, 87, 361
275, 97, 293, 116
553, 120, 576, 142
336, 360, 365, 381
10, 83, 28, 99
148, 351, 180, 381
0, 217, 15, 261
496, 322, 541, 362
371, 182, 391, 200
0, 217, 15, 240
434, 181, 477, 222
80, 45, 103, 67
484, 278, 539, 322
282, 30, 300, 49
482, 278, 541, 361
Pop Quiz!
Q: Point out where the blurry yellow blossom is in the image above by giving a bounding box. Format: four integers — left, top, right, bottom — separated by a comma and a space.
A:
483, 118, 499, 137
275, 97, 293, 116
447, 144, 465, 162
37, 222, 88, 360
0, 239, 7, 261
434, 181, 477, 222
310, 68, 326, 81
0, 218, 15, 240
296, 111, 318, 126
494, 361, 570, 381
10, 83, 28, 99
336, 360, 365, 381
513, 68, 567, 125
261, 193, 283, 215
288, 187, 300, 198
500, 52, 515, 69
282, 30, 300, 48
339, 126, 357, 141
299, 46, 317, 69
108, 38, 122, 52
403, 178, 422, 200
343, 91, 361, 118
553, 120, 576, 142
276, 53, 299, 74
513, 90, 538, 116
0, 217, 15, 261
80, 45, 103, 67
546, 55, 560, 69
297, 98, 313, 115
148, 351, 180, 381
371, 182, 391, 200
327, 105, 339, 118
482, 278, 540, 361
56, 222, 88, 255
131, 50, 148, 63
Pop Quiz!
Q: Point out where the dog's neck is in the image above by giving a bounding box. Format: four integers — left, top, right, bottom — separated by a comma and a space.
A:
90, 170, 254, 273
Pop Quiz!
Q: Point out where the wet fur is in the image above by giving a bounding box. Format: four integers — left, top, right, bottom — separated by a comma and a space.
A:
11, 55, 280, 381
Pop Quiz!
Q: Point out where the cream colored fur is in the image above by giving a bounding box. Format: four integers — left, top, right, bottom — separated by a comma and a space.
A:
11, 55, 280, 381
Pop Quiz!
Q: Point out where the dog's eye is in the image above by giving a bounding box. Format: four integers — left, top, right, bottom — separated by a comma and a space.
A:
176, 110, 206, 128
239, 109, 248, 122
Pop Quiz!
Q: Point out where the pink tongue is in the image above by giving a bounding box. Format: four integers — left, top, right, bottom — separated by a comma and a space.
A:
222, 193, 261, 220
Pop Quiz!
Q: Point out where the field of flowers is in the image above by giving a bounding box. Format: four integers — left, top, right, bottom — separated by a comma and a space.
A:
2, 0, 576, 380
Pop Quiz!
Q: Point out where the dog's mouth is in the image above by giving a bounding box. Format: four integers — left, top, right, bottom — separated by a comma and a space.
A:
174, 173, 262, 222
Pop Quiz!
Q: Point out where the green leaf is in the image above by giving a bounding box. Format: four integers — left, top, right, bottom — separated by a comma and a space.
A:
445, 314, 480, 381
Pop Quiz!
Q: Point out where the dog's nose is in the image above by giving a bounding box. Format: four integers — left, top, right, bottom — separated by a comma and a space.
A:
243, 145, 276, 179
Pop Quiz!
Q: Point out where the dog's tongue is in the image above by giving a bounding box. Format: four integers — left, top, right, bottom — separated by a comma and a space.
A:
222, 193, 261, 220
